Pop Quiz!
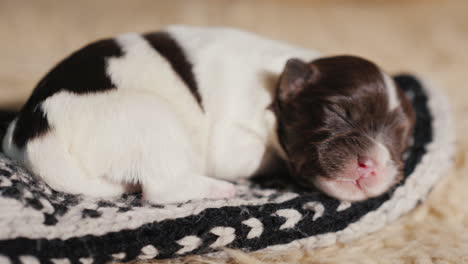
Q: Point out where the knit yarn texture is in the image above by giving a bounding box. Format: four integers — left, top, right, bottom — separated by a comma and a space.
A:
0, 74, 455, 264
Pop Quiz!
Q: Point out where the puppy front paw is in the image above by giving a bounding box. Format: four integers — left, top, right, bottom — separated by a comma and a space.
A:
143, 176, 237, 204
207, 180, 237, 200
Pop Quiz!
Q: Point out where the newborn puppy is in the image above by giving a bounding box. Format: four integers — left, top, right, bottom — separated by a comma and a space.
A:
1, 25, 415, 203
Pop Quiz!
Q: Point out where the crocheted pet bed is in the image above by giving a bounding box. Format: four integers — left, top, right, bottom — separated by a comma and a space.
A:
0, 74, 455, 264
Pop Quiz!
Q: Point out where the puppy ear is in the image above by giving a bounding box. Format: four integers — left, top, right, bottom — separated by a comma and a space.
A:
278, 58, 315, 102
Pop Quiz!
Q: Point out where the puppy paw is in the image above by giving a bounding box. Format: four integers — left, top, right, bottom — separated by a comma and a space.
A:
207, 181, 237, 200
143, 176, 236, 204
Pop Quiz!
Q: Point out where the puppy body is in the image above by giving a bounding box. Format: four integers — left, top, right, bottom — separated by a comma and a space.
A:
2, 26, 411, 203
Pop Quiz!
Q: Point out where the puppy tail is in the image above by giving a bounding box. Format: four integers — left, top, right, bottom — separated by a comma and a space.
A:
0, 110, 17, 151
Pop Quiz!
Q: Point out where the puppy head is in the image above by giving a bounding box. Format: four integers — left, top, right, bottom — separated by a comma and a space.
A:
273, 55, 415, 201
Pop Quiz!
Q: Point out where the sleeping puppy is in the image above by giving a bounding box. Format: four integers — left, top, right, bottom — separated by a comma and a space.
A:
1, 25, 415, 203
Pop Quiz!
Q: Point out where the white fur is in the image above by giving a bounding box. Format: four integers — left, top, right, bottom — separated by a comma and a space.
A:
166, 26, 319, 179
2, 26, 319, 203
2, 25, 397, 203
383, 72, 400, 110
313, 141, 398, 201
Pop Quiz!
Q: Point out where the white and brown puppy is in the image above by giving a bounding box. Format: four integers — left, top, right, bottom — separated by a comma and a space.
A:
1, 25, 415, 203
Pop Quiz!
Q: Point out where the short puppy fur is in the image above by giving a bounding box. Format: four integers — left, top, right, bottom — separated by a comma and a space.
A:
2, 25, 415, 203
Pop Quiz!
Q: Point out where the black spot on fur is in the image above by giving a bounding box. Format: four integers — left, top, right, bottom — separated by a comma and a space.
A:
12, 39, 123, 148
143, 32, 203, 110
12, 107, 50, 148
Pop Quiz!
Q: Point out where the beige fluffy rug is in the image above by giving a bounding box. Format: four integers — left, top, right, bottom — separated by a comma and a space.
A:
0, 0, 467, 263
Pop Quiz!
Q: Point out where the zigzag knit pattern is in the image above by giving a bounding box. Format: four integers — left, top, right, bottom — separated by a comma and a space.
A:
0, 75, 455, 264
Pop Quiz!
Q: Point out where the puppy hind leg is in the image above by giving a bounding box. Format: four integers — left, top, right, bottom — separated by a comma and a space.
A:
25, 132, 125, 198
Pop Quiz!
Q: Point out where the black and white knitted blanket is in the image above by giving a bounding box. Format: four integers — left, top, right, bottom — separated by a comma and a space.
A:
0, 74, 455, 264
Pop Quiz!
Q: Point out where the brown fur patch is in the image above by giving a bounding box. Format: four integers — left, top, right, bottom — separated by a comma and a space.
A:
274, 55, 415, 186
143, 32, 203, 110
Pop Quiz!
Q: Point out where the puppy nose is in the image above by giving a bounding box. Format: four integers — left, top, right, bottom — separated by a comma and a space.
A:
357, 156, 377, 178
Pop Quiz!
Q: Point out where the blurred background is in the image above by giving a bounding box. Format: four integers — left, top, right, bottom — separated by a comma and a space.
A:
1, 0, 467, 263
0, 0, 466, 111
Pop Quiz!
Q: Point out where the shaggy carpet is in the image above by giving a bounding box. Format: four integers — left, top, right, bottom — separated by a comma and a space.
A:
0, 0, 466, 263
